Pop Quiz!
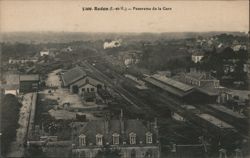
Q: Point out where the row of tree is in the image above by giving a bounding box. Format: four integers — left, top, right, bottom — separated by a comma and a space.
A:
0, 94, 22, 156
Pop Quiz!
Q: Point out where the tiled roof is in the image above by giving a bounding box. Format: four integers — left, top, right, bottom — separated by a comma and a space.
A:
62, 66, 87, 86
72, 119, 154, 145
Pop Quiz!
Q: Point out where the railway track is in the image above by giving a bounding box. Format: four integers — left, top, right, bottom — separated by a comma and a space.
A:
83, 61, 249, 140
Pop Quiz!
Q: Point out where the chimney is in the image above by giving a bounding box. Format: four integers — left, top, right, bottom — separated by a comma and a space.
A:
153, 118, 159, 140
104, 114, 109, 134
120, 109, 125, 135
147, 121, 151, 130
154, 118, 158, 129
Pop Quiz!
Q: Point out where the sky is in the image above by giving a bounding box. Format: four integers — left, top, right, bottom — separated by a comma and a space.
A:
0, 0, 249, 33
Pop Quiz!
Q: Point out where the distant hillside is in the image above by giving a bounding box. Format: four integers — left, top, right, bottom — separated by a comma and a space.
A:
1, 31, 247, 44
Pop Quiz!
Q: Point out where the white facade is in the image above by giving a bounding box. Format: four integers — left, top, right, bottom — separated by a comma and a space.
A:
40, 51, 50, 56
4, 89, 19, 96
103, 40, 121, 49
232, 45, 247, 52
192, 55, 204, 63
9, 59, 38, 64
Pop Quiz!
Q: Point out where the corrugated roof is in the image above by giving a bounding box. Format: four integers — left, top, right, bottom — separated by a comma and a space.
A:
20, 74, 39, 81
62, 66, 87, 86
151, 74, 193, 92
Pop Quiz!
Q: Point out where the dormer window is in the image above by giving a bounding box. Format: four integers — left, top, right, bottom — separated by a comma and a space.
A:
79, 134, 86, 147
112, 133, 120, 145
146, 132, 153, 144
129, 132, 136, 145
96, 134, 103, 146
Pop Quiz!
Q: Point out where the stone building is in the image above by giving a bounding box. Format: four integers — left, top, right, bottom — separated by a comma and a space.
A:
71, 111, 160, 158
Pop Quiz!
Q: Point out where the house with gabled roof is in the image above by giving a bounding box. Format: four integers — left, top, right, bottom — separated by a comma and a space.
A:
61, 66, 104, 102
71, 110, 160, 158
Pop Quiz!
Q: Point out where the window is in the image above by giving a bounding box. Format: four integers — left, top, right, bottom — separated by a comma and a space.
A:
129, 133, 136, 145
146, 132, 152, 144
91, 88, 95, 92
112, 133, 120, 145
96, 134, 103, 146
82, 88, 85, 92
79, 134, 86, 147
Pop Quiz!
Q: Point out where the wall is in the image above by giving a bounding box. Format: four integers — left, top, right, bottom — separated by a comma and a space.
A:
78, 84, 97, 95
20, 81, 39, 93
72, 145, 160, 158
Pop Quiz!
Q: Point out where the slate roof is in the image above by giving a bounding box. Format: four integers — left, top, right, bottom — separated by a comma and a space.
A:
72, 119, 154, 145
61, 66, 87, 86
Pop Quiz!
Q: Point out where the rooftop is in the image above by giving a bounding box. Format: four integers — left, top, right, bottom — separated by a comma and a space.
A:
196, 113, 234, 129
208, 104, 247, 119
72, 119, 155, 145
61, 66, 87, 86
0, 84, 19, 90
151, 74, 193, 92
20, 74, 39, 81
5, 74, 19, 85
144, 77, 193, 97
192, 52, 205, 56
185, 72, 217, 81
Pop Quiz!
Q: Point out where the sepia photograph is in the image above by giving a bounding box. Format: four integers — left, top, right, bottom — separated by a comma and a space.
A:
0, 0, 249, 158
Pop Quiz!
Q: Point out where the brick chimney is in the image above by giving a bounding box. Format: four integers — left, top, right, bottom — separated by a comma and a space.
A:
120, 109, 125, 135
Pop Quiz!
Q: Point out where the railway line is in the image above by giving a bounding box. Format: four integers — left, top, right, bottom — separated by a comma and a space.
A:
83, 61, 248, 140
